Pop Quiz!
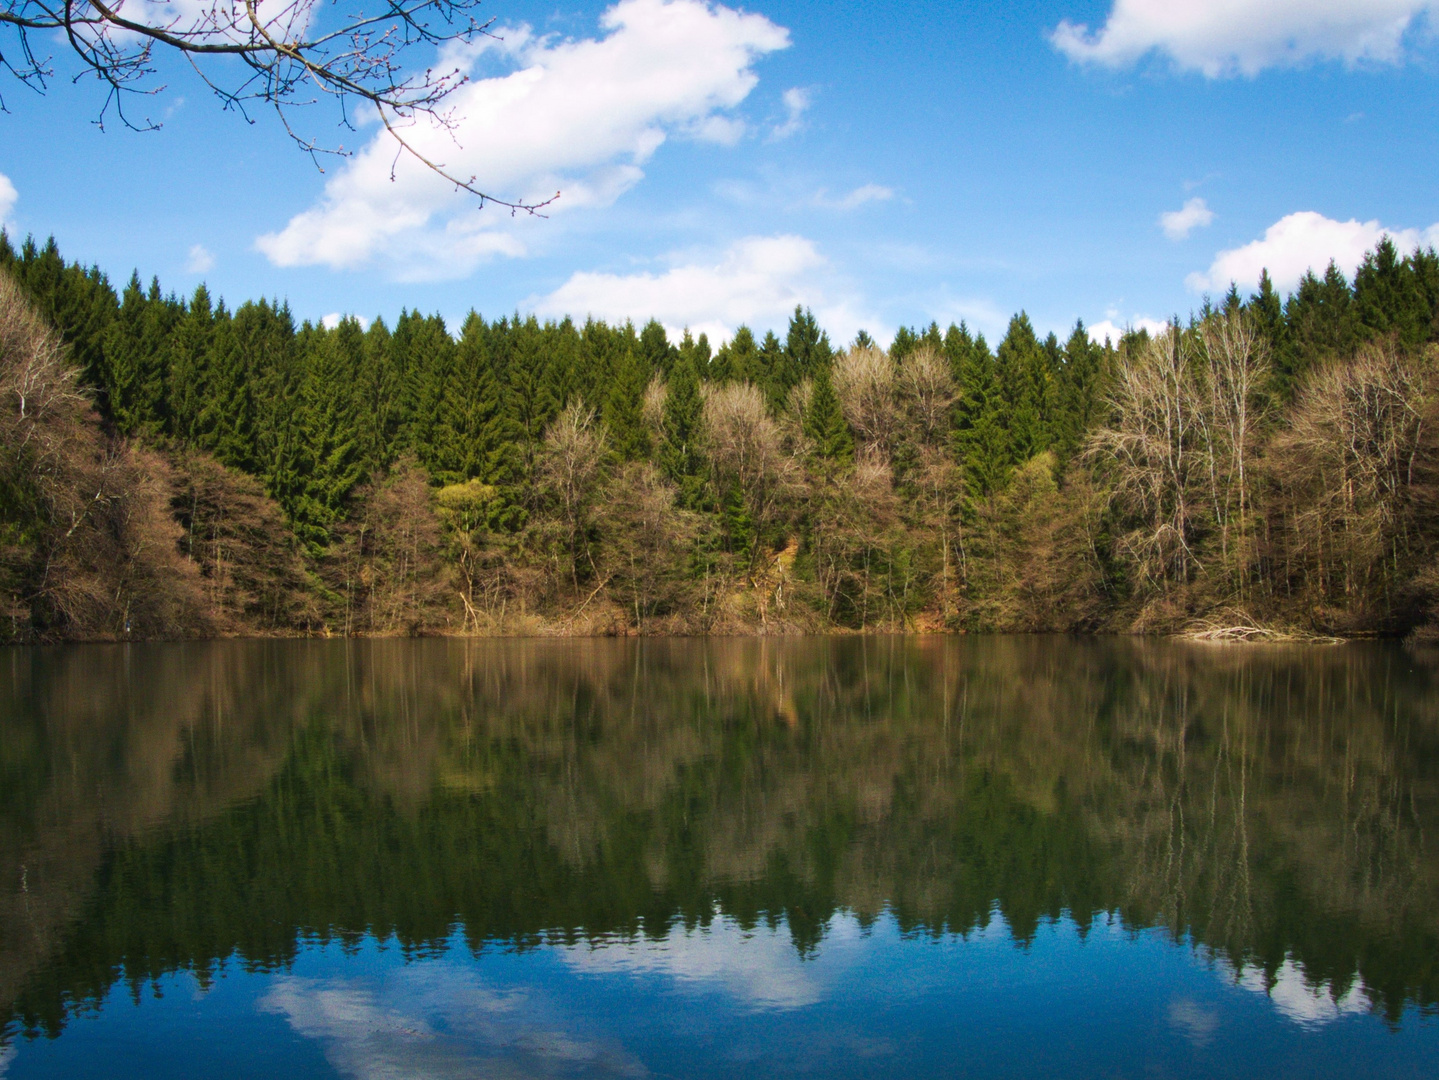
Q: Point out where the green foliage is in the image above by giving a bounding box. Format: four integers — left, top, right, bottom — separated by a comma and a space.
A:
803, 365, 853, 462
660, 353, 707, 507
8, 230, 1439, 639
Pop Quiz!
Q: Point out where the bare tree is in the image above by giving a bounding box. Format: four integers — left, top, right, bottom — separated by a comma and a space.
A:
833, 345, 899, 457
1191, 310, 1269, 599
1271, 343, 1436, 617
600, 461, 694, 633
896, 345, 955, 446
0, 0, 555, 210
1087, 325, 1201, 594
703, 381, 793, 573
537, 400, 608, 590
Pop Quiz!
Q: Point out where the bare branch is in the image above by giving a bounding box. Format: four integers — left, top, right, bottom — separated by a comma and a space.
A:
1, 0, 557, 210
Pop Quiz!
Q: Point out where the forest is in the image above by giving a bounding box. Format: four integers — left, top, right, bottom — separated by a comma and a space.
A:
3, 229, 1439, 641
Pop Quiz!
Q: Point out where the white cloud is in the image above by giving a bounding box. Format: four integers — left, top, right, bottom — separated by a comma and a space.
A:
0, 172, 17, 226
1186, 210, 1439, 293
563, 915, 825, 1010
1159, 197, 1215, 241
771, 86, 811, 139
531, 234, 878, 343
1088, 315, 1170, 344
185, 244, 214, 273
257, 0, 789, 278
260, 965, 645, 1079
1052, 0, 1438, 77
1229, 957, 1370, 1027
320, 312, 372, 330
813, 184, 894, 211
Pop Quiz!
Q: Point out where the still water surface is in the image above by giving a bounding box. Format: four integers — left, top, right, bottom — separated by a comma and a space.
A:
1, 636, 1437, 1078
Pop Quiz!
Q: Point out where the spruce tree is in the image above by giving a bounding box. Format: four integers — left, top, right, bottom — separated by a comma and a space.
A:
660, 352, 707, 507
804, 364, 853, 462
1354, 238, 1429, 348
639, 319, 676, 378
995, 312, 1051, 463
1281, 262, 1359, 394
168, 284, 215, 441
605, 344, 651, 460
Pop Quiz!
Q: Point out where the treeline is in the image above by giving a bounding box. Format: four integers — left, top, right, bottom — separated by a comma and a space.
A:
2, 230, 1439, 640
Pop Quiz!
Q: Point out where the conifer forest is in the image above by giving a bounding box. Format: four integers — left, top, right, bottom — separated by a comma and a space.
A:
4, 230, 1439, 642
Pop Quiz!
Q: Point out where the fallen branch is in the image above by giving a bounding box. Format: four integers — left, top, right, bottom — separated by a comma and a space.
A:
1180, 609, 1343, 645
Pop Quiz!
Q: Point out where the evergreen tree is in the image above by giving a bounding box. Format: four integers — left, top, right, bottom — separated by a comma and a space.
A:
167, 284, 215, 441
1, 233, 118, 395
1354, 238, 1429, 348
660, 352, 707, 507
804, 364, 853, 462
1246, 269, 1287, 386
995, 312, 1052, 463
285, 319, 365, 550
713, 325, 758, 385
1281, 262, 1359, 393
782, 306, 832, 396
105, 274, 178, 435
1054, 321, 1107, 461
758, 330, 786, 411
639, 319, 676, 379
891, 326, 920, 363
606, 344, 651, 461
952, 331, 1007, 496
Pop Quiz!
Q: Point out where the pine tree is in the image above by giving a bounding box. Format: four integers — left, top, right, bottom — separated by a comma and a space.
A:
1281, 262, 1359, 393
660, 352, 707, 507
443, 312, 517, 486
804, 364, 853, 462
1054, 321, 1107, 460
639, 319, 676, 378
953, 330, 1007, 497
713, 325, 758, 384
782, 305, 832, 399
353, 317, 399, 478
891, 326, 920, 363
105, 272, 157, 434
758, 330, 786, 411
995, 312, 1052, 463
168, 284, 215, 441
1247, 269, 1287, 382
1354, 237, 1429, 347
286, 318, 365, 550
606, 344, 651, 461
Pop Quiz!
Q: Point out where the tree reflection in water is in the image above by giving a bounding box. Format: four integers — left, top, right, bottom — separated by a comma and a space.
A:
1, 637, 1436, 1042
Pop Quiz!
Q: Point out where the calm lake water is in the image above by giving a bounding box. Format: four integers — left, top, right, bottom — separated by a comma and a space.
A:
1, 637, 1437, 1079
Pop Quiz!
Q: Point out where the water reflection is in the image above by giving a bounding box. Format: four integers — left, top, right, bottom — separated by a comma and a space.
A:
1, 637, 1437, 1073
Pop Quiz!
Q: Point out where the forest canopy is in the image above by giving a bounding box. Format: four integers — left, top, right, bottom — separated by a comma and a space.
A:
3, 229, 1439, 641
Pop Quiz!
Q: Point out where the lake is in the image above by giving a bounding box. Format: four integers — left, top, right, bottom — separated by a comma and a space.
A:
1, 636, 1436, 1078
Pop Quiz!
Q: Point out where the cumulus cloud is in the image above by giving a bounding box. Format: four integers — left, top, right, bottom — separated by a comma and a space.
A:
260, 965, 644, 1079
0, 173, 17, 226
771, 86, 811, 139
1159, 197, 1214, 240
1052, 0, 1438, 77
185, 244, 215, 273
1227, 957, 1370, 1027
321, 312, 371, 330
813, 184, 894, 211
1186, 210, 1439, 293
532, 234, 878, 343
256, 0, 788, 278
1087, 315, 1170, 344
563, 915, 825, 1010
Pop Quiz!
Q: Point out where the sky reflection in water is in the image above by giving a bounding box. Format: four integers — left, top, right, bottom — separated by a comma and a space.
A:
1, 637, 1437, 1078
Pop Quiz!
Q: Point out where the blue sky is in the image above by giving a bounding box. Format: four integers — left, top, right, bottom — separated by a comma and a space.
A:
3, 0, 1439, 345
